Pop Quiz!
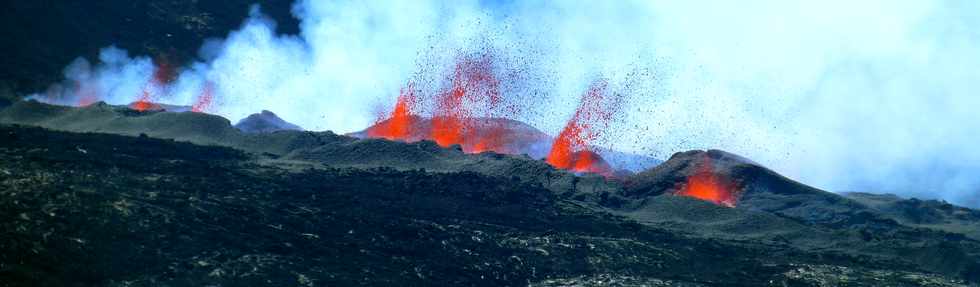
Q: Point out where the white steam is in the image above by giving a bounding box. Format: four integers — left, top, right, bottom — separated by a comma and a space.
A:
30, 0, 980, 207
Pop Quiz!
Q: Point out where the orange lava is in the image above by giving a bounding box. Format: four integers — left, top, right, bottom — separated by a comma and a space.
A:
130, 89, 157, 111
192, 82, 214, 113
131, 59, 175, 112
367, 83, 419, 140
676, 155, 740, 207
367, 53, 518, 154
431, 54, 504, 153
546, 79, 616, 176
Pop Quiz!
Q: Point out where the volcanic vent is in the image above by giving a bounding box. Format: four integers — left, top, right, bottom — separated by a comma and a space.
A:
354, 53, 625, 176
625, 150, 746, 207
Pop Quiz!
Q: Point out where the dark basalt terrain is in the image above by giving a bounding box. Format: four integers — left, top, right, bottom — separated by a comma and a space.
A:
234, 110, 303, 133
1, 101, 979, 286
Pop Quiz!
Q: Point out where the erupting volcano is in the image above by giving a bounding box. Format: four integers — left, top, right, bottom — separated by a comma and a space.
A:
545, 80, 618, 176
361, 55, 623, 176
430, 53, 508, 153
366, 83, 420, 141
129, 59, 175, 112
362, 53, 537, 155
191, 82, 215, 113
676, 154, 740, 207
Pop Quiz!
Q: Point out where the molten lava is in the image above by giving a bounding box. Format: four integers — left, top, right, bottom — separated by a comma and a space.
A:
130, 89, 158, 111
546, 79, 617, 176
430, 54, 505, 153
192, 82, 215, 113
366, 83, 419, 141
366, 53, 520, 154
676, 155, 740, 207
131, 58, 176, 112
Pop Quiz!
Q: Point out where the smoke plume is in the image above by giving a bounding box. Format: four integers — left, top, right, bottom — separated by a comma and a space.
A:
30, 1, 980, 207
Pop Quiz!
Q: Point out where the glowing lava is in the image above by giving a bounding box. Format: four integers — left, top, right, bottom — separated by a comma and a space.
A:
366, 83, 419, 141
192, 82, 215, 113
546, 79, 617, 176
676, 154, 740, 207
431, 54, 505, 153
131, 58, 175, 111
366, 53, 519, 154
130, 89, 159, 111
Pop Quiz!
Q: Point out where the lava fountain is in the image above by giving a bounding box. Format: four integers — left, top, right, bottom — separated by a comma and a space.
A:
546, 79, 617, 176
130, 59, 175, 111
366, 83, 420, 141
191, 82, 215, 113
366, 53, 521, 154
676, 154, 740, 207
431, 53, 505, 153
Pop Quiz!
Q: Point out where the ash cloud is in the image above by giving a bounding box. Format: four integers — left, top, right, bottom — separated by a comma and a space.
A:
30, 1, 980, 207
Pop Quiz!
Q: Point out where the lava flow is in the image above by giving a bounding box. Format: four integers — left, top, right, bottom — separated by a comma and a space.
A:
366, 83, 419, 141
191, 82, 215, 113
545, 79, 617, 176
676, 154, 740, 207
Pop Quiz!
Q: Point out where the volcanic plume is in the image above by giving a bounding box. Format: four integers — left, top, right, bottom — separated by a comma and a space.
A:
676, 154, 740, 207
545, 80, 618, 176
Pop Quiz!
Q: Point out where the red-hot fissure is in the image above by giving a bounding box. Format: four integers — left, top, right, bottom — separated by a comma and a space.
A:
365, 57, 619, 177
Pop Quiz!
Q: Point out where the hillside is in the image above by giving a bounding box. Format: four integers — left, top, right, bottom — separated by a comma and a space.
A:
1, 100, 980, 285
1, 124, 974, 286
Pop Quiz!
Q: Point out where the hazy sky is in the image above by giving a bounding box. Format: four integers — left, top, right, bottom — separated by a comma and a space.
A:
37, 0, 980, 207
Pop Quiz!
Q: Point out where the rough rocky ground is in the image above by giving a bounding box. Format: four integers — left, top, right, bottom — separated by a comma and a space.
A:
1, 101, 979, 286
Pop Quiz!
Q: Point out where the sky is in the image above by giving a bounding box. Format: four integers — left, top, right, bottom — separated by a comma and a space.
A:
33, 0, 980, 207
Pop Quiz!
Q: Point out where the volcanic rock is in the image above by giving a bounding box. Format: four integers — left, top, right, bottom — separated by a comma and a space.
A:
0, 100, 614, 195
1, 124, 976, 286
3, 101, 980, 285
234, 110, 303, 133
844, 191, 980, 240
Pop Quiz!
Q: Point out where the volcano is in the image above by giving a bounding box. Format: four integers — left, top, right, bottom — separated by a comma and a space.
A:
234, 110, 303, 133
1, 100, 979, 285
